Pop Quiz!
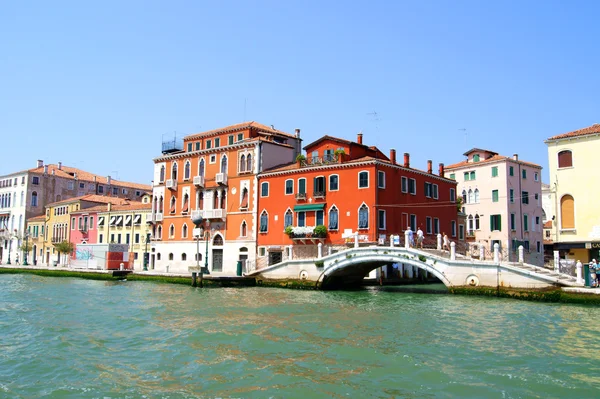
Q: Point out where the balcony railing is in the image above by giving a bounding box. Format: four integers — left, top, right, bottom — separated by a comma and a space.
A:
193, 175, 205, 187
215, 173, 228, 185
295, 193, 307, 201
313, 191, 326, 199
190, 210, 203, 220
153, 213, 163, 222
203, 209, 227, 219
166, 179, 177, 190
301, 154, 338, 167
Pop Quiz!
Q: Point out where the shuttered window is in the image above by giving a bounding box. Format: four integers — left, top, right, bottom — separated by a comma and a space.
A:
558, 150, 573, 168
560, 195, 575, 229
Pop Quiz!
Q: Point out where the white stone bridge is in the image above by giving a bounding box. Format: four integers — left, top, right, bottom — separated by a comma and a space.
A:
248, 236, 581, 290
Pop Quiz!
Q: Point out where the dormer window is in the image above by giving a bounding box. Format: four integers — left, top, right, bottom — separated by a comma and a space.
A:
473, 154, 480, 162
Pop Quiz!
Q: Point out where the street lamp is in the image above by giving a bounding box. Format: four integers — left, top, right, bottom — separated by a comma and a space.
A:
23, 231, 30, 266
192, 216, 210, 287
143, 223, 152, 271
7, 231, 14, 265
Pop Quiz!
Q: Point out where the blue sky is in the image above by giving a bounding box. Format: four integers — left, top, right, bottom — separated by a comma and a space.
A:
1, 0, 599, 185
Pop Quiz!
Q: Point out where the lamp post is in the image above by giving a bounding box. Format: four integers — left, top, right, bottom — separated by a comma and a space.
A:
143, 232, 150, 271
23, 231, 30, 266
192, 215, 210, 287
7, 232, 13, 265
204, 220, 210, 275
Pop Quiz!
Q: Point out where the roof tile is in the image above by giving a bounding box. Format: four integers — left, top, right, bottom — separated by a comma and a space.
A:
546, 124, 600, 141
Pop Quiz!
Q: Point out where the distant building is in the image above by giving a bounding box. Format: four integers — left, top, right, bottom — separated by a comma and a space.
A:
545, 123, 600, 262
1, 160, 151, 264
445, 148, 544, 264
256, 133, 459, 267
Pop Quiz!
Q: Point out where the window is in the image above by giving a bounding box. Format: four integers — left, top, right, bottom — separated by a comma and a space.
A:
285, 179, 294, 195
32, 176, 39, 185
522, 169, 527, 179
535, 216, 540, 229
241, 221, 247, 237
135, 233, 140, 244
329, 175, 339, 191
261, 182, 269, 197
522, 191, 529, 204
449, 173, 455, 180
260, 211, 268, 232
459, 225, 464, 240
424, 182, 432, 197
284, 210, 293, 228
31, 191, 38, 207
378, 210, 386, 229
328, 206, 339, 230
468, 189, 474, 204
434, 218, 440, 234
182, 253, 187, 261
358, 204, 369, 229
182, 224, 188, 238
99, 234, 103, 243
210, 154, 216, 164
169, 253, 174, 261
401, 177, 407, 193
560, 195, 575, 229
510, 213, 516, 230
558, 150, 572, 168
474, 189, 479, 203
358, 171, 369, 188
169, 224, 175, 238
71, 217, 76, 230
98, 185, 104, 193
492, 190, 499, 202
126, 233, 130, 244
220, 155, 228, 174
473, 154, 480, 162
535, 193, 539, 204
90, 217, 94, 229
314, 176, 325, 196
195, 142, 200, 151
298, 178, 306, 194
426, 216, 432, 234
450, 188, 455, 202
228, 135, 234, 145
410, 214, 417, 231
316, 210, 324, 226
451, 221, 457, 237
470, 171, 475, 180
475, 214, 480, 230
112, 187, 118, 195
238, 133, 243, 141
297, 211, 306, 227
409, 178, 416, 195
377, 171, 385, 188
510, 189, 514, 203
206, 140, 212, 149
509, 166, 514, 176
187, 143, 192, 152
523, 214, 529, 231
246, 154, 252, 172
491, 166, 498, 177
184, 161, 191, 180
79, 182, 85, 189
534, 172, 539, 181
490, 214, 502, 231
240, 155, 246, 172
432, 184, 438, 199
464, 172, 470, 181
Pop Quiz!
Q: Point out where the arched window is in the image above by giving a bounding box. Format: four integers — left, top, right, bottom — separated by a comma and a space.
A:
213, 191, 219, 209
560, 195, 575, 229
184, 161, 191, 180
241, 221, 247, 237
170, 197, 176, 214
195, 253, 203, 261
157, 225, 163, 239
213, 234, 223, 245
558, 150, 573, 168
475, 214, 480, 230
169, 253, 174, 260
240, 155, 246, 172
199, 159, 205, 177
182, 223, 188, 238
260, 211, 268, 232
221, 155, 228, 174
171, 162, 178, 180
220, 190, 226, 209
462, 190, 467, 204
246, 154, 252, 172
182, 253, 187, 261
468, 215, 474, 232
153, 196, 158, 213
182, 193, 189, 213
474, 189, 479, 203
468, 189, 474, 204
240, 188, 249, 209
169, 224, 175, 238
284, 209, 293, 228
159, 196, 164, 213
328, 206, 339, 230
198, 191, 204, 210
157, 253, 162, 261
20, 191, 24, 206
358, 204, 369, 229
159, 165, 165, 182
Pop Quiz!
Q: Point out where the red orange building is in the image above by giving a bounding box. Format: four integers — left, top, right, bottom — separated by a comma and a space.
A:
256, 133, 459, 266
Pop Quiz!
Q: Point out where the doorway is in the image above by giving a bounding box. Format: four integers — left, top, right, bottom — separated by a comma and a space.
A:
268, 251, 283, 266
212, 249, 223, 272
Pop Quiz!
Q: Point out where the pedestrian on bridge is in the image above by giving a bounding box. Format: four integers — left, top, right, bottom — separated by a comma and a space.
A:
406, 226, 414, 248
442, 232, 450, 251
590, 259, 598, 288
416, 226, 424, 249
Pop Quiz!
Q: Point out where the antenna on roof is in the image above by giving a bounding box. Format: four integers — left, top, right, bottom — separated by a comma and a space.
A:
111, 171, 120, 180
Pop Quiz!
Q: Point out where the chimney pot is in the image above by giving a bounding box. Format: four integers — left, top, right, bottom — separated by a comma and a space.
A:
403, 153, 410, 168
438, 163, 445, 177
427, 160, 433, 174
43, 165, 48, 174
37, 160, 44, 168
107, 175, 111, 184
74, 172, 78, 180
513, 154, 518, 161
58, 162, 62, 170
294, 128, 300, 137
389, 149, 397, 164
357, 133, 363, 145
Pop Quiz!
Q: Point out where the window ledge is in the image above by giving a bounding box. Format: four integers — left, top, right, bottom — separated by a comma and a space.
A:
560, 229, 576, 233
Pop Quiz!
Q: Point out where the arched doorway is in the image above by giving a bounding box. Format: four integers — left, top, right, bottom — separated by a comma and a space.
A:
212, 234, 223, 272
239, 247, 248, 273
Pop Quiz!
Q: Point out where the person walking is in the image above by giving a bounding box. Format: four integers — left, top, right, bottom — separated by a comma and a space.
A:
416, 226, 424, 249
407, 226, 414, 248
15, 253, 20, 265
442, 232, 450, 251
590, 259, 599, 288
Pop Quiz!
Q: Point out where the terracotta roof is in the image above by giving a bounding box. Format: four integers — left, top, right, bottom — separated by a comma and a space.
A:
27, 164, 151, 191
543, 221, 553, 229
546, 124, 600, 141
71, 201, 152, 214
185, 121, 296, 141
446, 154, 541, 169
46, 194, 129, 208
27, 215, 46, 222
462, 148, 498, 156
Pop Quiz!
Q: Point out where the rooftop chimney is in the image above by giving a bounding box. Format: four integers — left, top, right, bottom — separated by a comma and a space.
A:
58, 162, 62, 170
295, 128, 300, 137
74, 172, 78, 180
357, 133, 363, 145
37, 160, 44, 168
107, 175, 111, 184
51, 169, 55, 175
389, 149, 396, 164
93, 176, 97, 182
513, 154, 518, 161
43, 165, 48, 174
438, 163, 445, 177
427, 160, 433, 174
404, 153, 410, 168
107, 203, 112, 212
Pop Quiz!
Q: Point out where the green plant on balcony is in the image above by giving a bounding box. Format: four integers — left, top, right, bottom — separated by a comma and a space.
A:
285, 226, 294, 237
313, 225, 327, 238
334, 149, 346, 156
296, 154, 306, 162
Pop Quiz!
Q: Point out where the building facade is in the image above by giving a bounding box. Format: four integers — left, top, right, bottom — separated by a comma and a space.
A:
1, 160, 151, 264
256, 133, 459, 267
149, 122, 301, 274
545, 124, 600, 262
445, 148, 544, 264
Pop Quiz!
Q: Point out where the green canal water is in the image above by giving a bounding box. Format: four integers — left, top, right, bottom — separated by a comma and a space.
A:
1, 275, 599, 399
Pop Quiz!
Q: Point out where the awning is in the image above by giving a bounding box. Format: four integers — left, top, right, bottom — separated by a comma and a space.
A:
98, 216, 105, 226
133, 214, 142, 225
125, 215, 132, 226
116, 216, 123, 226
109, 216, 116, 226
293, 204, 325, 212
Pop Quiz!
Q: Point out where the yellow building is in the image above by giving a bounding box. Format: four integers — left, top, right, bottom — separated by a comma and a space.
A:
545, 123, 600, 263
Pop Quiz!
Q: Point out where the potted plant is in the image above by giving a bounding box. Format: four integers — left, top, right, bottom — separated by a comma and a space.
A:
296, 154, 306, 167
313, 225, 327, 238
285, 226, 294, 237
334, 149, 346, 163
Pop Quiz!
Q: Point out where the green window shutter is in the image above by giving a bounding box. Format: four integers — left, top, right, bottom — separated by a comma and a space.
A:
498, 215, 501, 231
450, 173, 455, 180
490, 215, 493, 230
492, 167, 498, 177
299, 179, 306, 194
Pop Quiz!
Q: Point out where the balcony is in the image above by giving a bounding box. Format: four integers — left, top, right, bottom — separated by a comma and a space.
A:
300, 154, 339, 167
215, 173, 228, 185
78, 226, 88, 233
153, 213, 163, 223
193, 175, 205, 187
203, 209, 227, 220
190, 210, 204, 220
313, 191, 326, 199
295, 193, 307, 201
166, 179, 177, 190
